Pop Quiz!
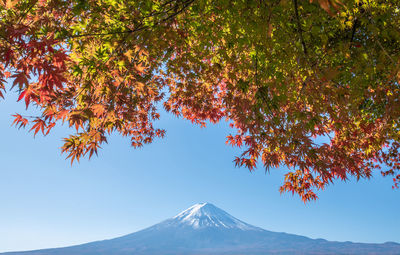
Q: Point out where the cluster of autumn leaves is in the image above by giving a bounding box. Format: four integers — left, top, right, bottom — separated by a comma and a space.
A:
1, 0, 400, 200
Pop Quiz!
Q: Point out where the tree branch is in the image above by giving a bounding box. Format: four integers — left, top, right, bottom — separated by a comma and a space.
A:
67, 0, 195, 39
17, 0, 38, 25
350, 18, 358, 43
293, 0, 308, 56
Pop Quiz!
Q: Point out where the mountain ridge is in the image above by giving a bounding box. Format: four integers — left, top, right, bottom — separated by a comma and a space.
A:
3, 203, 400, 255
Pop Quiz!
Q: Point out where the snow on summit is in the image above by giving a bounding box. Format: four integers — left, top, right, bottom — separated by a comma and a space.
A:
169, 202, 261, 230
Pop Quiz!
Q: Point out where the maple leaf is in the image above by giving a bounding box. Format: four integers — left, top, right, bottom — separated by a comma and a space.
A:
2, 0, 17, 8
12, 114, 28, 129
91, 104, 105, 117
134, 63, 146, 74
11, 72, 29, 90
123, 50, 135, 61
17, 88, 37, 109
29, 118, 47, 137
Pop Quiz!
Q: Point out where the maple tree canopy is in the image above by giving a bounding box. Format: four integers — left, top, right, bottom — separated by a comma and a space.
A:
1, 0, 400, 201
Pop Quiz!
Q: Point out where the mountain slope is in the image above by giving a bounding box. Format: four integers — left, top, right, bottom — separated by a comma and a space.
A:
3, 203, 400, 255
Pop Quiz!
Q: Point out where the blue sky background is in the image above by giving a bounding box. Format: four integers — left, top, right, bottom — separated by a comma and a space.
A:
0, 89, 399, 252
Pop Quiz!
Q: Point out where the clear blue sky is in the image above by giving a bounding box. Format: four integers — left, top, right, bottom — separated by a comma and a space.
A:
0, 90, 399, 253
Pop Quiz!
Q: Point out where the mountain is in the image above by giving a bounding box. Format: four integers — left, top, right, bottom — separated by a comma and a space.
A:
3, 203, 400, 255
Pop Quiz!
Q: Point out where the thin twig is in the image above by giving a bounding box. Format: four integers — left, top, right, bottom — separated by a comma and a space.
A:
376, 39, 396, 66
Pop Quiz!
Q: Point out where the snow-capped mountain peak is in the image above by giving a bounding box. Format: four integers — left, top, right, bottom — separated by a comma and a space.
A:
169, 202, 261, 230
4, 203, 400, 255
